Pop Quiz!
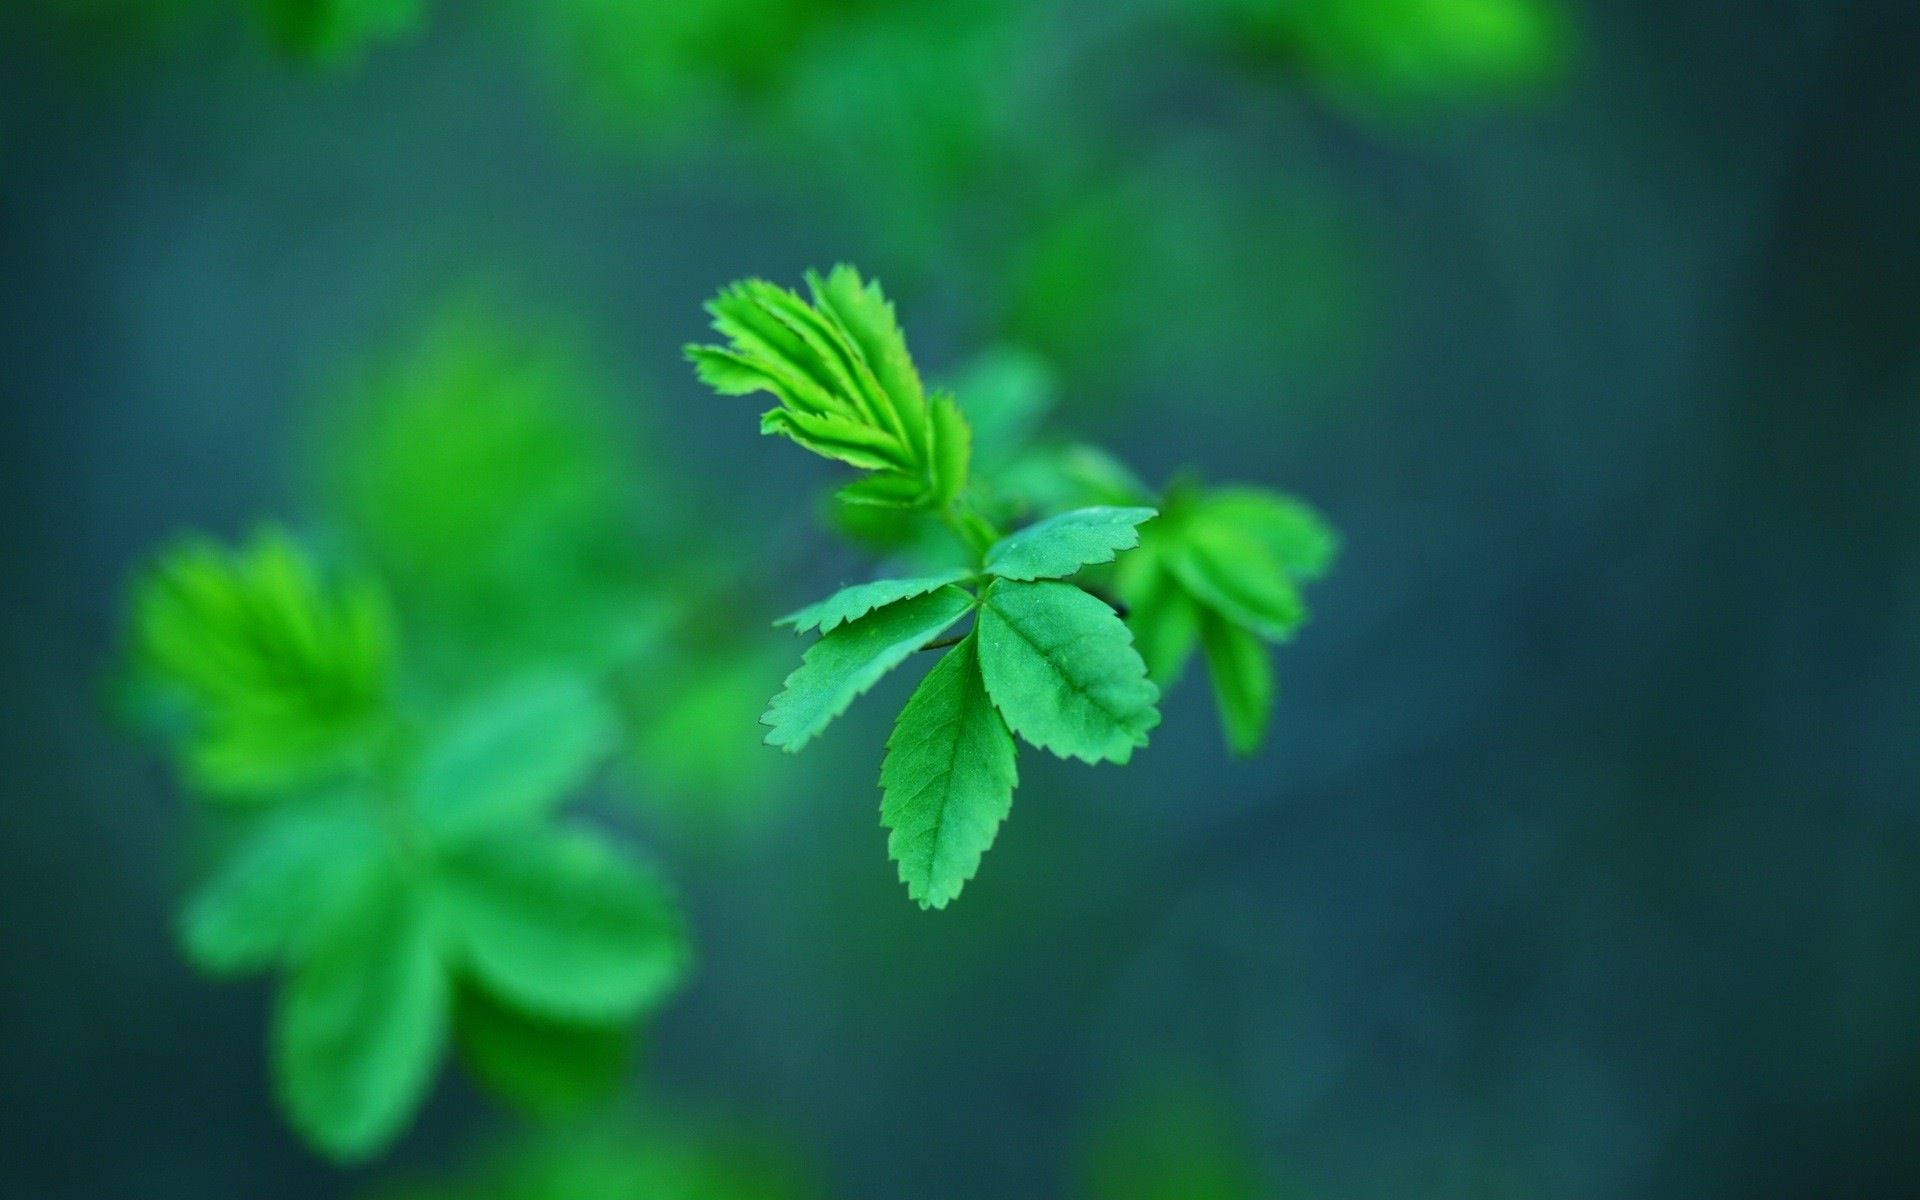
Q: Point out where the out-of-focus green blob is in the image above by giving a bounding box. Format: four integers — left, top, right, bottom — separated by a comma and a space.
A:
1200, 0, 1570, 108
318, 293, 660, 682
1077, 1074, 1296, 1200
520, 0, 821, 146
369, 1112, 821, 1200
126, 529, 394, 798
1000, 151, 1365, 398
247, 0, 425, 63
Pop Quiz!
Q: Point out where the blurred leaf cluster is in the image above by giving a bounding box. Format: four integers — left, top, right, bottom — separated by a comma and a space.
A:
370, 1111, 822, 1200
116, 292, 800, 1159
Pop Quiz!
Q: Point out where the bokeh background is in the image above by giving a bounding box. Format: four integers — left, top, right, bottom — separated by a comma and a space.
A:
4, 0, 1919, 1195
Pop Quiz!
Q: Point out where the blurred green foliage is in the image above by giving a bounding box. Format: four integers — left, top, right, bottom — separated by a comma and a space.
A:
247, 0, 425, 62
126, 529, 690, 1160
115, 291, 833, 1159
128, 529, 393, 796
371, 1111, 822, 1200
1076, 1074, 1284, 1200
1195, 0, 1570, 109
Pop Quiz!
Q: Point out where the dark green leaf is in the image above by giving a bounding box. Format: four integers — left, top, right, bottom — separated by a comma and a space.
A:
441, 827, 689, 1022
880, 635, 1018, 909
975, 580, 1159, 764
762, 586, 975, 752
985, 506, 1157, 581
452, 984, 631, 1120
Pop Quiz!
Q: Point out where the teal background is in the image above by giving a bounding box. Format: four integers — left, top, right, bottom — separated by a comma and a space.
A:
3, 1, 1918, 1195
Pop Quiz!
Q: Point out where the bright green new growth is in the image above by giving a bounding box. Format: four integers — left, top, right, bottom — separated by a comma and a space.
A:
690, 267, 1335, 907
131, 530, 393, 796
129, 533, 689, 1161
687, 265, 971, 513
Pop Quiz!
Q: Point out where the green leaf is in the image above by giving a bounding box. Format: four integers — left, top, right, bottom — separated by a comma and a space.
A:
762, 586, 975, 752
412, 673, 618, 839
441, 827, 689, 1023
178, 802, 378, 977
452, 984, 631, 1120
975, 580, 1160, 764
879, 635, 1018, 909
687, 266, 969, 509
1197, 490, 1339, 581
1123, 561, 1204, 687
129, 529, 393, 799
1198, 609, 1273, 755
1166, 521, 1306, 641
985, 506, 1157, 581
274, 864, 448, 1162
775, 570, 972, 635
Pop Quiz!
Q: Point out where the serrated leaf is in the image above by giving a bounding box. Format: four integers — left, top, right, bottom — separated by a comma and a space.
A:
179, 802, 378, 977
452, 984, 631, 1120
441, 827, 689, 1023
1198, 490, 1339, 581
762, 586, 975, 752
985, 506, 1157, 581
776, 570, 973, 635
880, 635, 1018, 910
412, 673, 617, 840
975, 580, 1160, 764
1166, 521, 1306, 641
1198, 609, 1273, 755
274, 864, 447, 1162
688, 267, 969, 509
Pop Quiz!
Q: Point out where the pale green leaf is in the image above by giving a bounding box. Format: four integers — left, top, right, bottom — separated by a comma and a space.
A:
927, 391, 972, 509
179, 802, 378, 976
776, 570, 973, 635
880, 635, 1018, 910
985, 506, 1157, 581
975, 580, 1160, 764
130, 529, 393, 799
1198, 490, 1339, 581
441, 827, 689, 1022
452, 984, 631, 1119
1166, 521, 1306, 641
413, 673, 618, 840
274, 864, 448, 1162
688, 267, 968, 509
762, 586, 975, 752
1124, 561, 1204, 687
1198, 609, 1273, 755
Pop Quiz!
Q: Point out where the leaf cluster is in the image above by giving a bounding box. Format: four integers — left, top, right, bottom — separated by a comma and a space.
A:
131, 534, 689, 1160
689, 269, 1338, 908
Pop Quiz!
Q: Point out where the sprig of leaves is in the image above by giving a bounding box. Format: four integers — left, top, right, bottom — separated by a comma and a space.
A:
128, 534, 689, 1160
686, 265, 972, 518
691, 269, 1338, 908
